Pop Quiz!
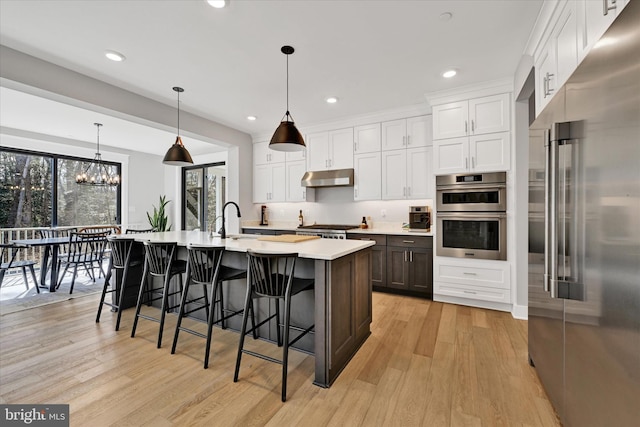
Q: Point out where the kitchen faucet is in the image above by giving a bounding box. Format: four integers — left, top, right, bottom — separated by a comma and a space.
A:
218, 201, 241, 239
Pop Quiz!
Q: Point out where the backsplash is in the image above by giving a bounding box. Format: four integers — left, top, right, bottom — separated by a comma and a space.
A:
250, 187, 432, 226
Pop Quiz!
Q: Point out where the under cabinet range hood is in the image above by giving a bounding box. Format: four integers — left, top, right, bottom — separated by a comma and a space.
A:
301, 169, 354, 188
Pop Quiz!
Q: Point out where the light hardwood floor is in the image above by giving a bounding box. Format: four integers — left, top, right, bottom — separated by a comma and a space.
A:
0, 292, 560, 426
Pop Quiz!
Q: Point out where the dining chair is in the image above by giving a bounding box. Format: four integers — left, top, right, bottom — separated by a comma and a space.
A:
0, 243, 39, 293
56, 231, 109, 293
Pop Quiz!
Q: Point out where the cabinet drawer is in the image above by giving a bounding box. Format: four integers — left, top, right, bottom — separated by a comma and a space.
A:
434, 281, 511, 304
387, 235, 432, 248
434, 260, 509, 290
347, 233, 386, 246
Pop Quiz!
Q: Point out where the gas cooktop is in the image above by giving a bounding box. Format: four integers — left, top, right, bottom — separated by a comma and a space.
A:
297, 224, 360, 231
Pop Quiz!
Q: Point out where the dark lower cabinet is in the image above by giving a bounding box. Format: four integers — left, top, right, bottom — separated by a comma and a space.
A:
386, 236, 433, 298
348, 233, 432, 299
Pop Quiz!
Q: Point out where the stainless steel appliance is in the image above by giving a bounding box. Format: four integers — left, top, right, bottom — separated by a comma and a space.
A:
409, 206, 430, 230
296, 224, 359, 239
435, 172, 507, 260
528, 4, 640, 427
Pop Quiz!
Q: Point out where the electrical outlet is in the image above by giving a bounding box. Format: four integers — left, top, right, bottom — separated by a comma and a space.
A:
381, 209, 386, 218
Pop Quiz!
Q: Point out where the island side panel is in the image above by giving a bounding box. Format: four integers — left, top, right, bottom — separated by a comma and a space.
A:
314, 247, 372, 388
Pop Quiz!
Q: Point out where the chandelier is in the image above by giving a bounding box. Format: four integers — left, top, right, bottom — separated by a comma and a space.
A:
76, 123, 120, 186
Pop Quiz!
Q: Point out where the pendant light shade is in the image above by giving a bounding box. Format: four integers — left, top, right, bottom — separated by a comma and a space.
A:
269, 45, 306, 152
163, 86, 194, 166
76, 123, 120, 186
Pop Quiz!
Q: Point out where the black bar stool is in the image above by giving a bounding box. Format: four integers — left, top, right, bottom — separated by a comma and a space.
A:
130, 241, 187, 348
233, 251, 314, 402
96, 236, 142, 331
171, 244, 256, 368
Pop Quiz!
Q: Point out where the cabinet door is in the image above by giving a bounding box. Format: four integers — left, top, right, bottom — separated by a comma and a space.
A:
354, 152, 381, 201
535, 39, 557, 116
371, 246, 386, 288
406, 115, 432, 147
468, 94, 510, 135
354, 123, 381, 154
328, 128, 354, 169
386, 247, 408, 290
432, 101, 468, 139
286, 160, 307, 202
253, 164, 270, 202
577, 0, 618, 62
554, 1, 578, 90
381, 119, 407, 150
381, 150, 407, 200
286, 147, 306, 162
469, 132, 510, 172
253, 141, 270, 165
306, 131, 329, 171
406, 146, 433, 199
270, 163, 286, 202
408, 248, 433, 295
433, 137, 469, 174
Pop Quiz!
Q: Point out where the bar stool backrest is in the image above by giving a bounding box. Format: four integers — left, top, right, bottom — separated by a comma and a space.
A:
106, 236, 136, 269
246, 251, 298, 298
186, 244, 225, 285
143, 241, 177, 277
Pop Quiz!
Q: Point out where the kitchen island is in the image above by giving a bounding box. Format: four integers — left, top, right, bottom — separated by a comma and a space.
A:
121, 231, 375, 388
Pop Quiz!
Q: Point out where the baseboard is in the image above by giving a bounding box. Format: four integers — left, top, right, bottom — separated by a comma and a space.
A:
511, 303, 528, 320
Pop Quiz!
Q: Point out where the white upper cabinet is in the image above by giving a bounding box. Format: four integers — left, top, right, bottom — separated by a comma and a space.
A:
382, 115, 432, 150
433, 132, 510, 174
286, 147, 306, 162
253, 141, 286, 166
306, 128, 354, 171
253, 163, 286, 203
354, 152, 381, 201
433, 95, 509, 140
354, 123, 381, 154
576, 0, 630, 63
285, 160, 314, 202
381, 146, 433, 200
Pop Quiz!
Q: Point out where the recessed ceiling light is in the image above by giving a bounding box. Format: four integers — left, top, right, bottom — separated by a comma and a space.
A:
207, 0, 227, 8
442, 69, 457, 78
439, 12, 453, 22
247, 116, 257, 121
105, 50, 125, 62
326, 97, 338, 104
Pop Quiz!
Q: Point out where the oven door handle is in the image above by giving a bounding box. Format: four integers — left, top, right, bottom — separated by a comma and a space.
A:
436, 212, 507, 219
435, 183, 507, 191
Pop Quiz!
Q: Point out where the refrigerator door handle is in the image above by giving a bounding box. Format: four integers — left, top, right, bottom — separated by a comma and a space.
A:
548, 129, 559, 298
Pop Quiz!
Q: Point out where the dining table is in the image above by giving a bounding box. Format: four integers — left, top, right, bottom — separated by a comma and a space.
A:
10, 236, 70, 292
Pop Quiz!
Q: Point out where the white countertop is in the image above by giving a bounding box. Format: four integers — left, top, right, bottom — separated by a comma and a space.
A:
242, 224, 433, 237
122, 231, 375, 261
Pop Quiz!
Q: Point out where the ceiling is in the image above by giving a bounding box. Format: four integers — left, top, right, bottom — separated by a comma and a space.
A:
0, 0, 543, 155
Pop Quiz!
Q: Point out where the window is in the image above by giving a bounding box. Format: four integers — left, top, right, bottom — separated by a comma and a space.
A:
182, 162, 225, 232
0, 147, 121, 228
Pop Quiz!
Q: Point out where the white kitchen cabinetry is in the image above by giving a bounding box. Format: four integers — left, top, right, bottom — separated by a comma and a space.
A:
433, 132, 510, 174
432, 94, 509, 140
576, 0, 630, 63
285, 148, 306, 162
307, 128, 354, 171
382, 146, 433, 200
253, 141, 286, 165
354, 152, 381, 201
253, 163, 286, 203
354, 123, 381, 154
433, 257, 511, 308
285, 160, 314, 202
382, 115, 432, 151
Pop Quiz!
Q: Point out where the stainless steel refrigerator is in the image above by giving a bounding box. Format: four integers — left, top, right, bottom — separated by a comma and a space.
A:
528, 2, 640, 426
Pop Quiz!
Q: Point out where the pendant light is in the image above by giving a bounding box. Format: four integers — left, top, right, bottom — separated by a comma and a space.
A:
269, 45, 306, 152
163, 86, 194, 166
76, 123, 120, 186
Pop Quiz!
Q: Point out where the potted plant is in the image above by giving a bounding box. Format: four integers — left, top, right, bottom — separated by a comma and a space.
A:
147, 195, 171, 231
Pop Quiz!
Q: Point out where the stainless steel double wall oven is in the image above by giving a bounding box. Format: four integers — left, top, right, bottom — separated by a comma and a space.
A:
435, 172, 507, 260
